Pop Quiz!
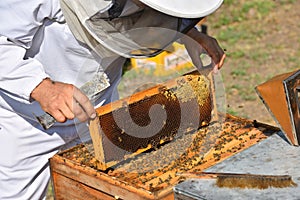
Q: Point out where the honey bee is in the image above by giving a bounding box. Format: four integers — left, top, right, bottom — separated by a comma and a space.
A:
118, 136, 122, 142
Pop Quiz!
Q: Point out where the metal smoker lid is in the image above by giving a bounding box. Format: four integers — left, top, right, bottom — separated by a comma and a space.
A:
255, 69, 300, 145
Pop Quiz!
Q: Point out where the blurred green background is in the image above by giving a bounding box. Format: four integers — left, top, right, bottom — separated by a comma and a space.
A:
206, 0, 299, 124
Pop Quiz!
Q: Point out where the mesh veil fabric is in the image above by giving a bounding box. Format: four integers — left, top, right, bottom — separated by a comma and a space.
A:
60, 0, 202, 58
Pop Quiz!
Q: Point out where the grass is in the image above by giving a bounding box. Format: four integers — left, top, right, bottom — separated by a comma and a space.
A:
46, 182, 54, 200
212, 0, 275, 27
206, 0, 300, 121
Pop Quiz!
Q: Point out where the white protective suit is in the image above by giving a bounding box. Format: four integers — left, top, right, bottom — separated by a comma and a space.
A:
0, 0, 125, 199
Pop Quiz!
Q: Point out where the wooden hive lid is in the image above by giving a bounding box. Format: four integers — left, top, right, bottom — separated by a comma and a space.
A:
256, 69, 300, 145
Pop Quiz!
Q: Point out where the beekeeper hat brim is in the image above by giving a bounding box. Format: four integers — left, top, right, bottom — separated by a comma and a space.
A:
139, 0, 223, 18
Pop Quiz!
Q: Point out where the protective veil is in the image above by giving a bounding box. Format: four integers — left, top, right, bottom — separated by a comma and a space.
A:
60, 0, 203, 58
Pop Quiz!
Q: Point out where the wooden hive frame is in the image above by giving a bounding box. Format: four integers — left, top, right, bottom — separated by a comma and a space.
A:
89, 71, 212, 170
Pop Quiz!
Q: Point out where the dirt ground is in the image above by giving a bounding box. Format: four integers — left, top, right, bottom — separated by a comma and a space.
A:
206, 0, 300, 126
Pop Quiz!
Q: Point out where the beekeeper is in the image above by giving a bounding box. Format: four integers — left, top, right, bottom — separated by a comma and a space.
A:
0, 0, 225, 199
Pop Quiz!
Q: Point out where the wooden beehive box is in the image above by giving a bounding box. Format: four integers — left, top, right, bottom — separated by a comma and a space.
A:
49, 114, 278, 200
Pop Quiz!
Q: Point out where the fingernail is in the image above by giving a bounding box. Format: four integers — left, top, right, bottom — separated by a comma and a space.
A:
90, 113, 97, 119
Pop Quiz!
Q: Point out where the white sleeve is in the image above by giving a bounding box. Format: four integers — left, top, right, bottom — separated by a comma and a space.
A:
0, 37, 49, 101
0, 0, 60, 101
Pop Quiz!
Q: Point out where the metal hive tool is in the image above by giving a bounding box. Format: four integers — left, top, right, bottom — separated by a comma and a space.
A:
256, 69, 300, 145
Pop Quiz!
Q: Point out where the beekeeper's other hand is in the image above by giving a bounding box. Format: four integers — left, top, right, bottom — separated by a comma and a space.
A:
182, 28, 226, 73
30, 78, 96, 123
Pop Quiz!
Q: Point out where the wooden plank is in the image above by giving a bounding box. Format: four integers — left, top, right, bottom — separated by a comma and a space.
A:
52, 172, 116, 200
50, 156, 157, 200
88, 117, 107, 170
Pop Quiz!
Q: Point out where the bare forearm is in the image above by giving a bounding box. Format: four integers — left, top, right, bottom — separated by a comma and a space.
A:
184, 28, 226, 71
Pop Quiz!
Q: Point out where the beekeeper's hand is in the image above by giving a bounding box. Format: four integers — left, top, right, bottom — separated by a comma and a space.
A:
182, 28, 226, 73
30, 78, 96, 123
